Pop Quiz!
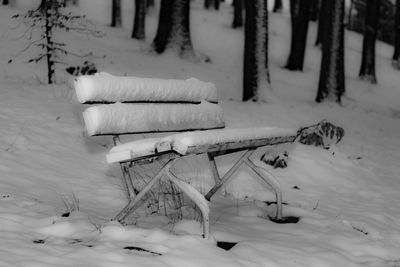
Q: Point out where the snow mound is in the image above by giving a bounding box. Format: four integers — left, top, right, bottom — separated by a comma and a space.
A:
82, 101, 225, 136
74, 72, 219, 103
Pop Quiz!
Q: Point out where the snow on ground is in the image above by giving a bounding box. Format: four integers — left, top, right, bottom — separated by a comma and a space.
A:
1, 1, 400, 266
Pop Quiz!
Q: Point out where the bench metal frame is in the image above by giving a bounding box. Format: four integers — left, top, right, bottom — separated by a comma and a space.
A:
112, 135, 293, 239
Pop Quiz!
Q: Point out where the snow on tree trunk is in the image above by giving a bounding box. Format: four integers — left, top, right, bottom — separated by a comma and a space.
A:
243, 0, 274, 102
285, 0, 311, 71
232, 0, 243, 28
152, 0, 195, 59
393, 0, 400, 67
273, 0, 283, 13
316, 0, 345, 103
359, 0, 380, 84
132, 0, 146, 40
111, 0, 122, 27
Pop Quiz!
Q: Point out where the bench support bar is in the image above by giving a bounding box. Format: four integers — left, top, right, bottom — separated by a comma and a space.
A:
115, 157, 211, 239
205, 148, 283, 220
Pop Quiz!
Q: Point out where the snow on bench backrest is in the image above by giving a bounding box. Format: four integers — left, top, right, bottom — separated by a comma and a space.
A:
74, 72, 219, 104
83, 101, 225, 136
74, 73, 225, 136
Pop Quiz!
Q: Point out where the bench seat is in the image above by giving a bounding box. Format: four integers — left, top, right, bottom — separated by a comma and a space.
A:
106, 127, 297, 164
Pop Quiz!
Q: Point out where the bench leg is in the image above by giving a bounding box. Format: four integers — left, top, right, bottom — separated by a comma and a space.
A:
244, 158, 283, 220
164, 163, 210, 240
204, 149, 283, 220
205, 149, 255, 201
114, 159, 174, 223
207, 152, 222, 185
120, 163, 137, 199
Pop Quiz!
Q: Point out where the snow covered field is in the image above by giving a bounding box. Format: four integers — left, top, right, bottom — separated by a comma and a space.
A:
1, 1, 400, 266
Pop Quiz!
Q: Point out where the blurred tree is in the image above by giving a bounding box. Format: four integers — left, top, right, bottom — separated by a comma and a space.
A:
316, 0, 345, 103
204, 0, 220, 10
285, 0, 311, 71
348, 0, 394, 45
232, 0, 243, 28
204, 0, 211, 9
152, 0, 196, 59
132, 0, 146, 39
309, 0, 319, 21
315, 0, 327, 46
214, 0, 220, 10
111, 0, 122, 27
273, 0, 282, 13
392, 0, 400, 67
243, 0, 274, 102
359, 0, 380, 84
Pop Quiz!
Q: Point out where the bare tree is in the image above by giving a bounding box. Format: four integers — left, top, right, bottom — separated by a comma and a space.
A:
316, 0, 345, 103
111, 0, 122, 27
11, 0, 102, 84
285, 0, 311, 71
243, 0, 274, 102
132, 0, 146, 39
359, 0, 380, 83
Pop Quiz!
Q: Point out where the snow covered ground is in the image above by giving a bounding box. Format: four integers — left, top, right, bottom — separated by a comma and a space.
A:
1, 1, 400, 266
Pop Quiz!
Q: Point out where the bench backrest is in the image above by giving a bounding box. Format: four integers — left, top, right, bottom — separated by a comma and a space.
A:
74, 72, 225, 136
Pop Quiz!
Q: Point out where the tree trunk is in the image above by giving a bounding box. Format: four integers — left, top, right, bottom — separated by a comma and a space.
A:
204, 0, 212, 9
273, 0, 283, 13
214, 0, 220, 10
310, 0, 319, 21
243, 0, 273, 102
316, 0, 345, 103
393, 0, 400, 65
359, 0, 380, 84
152, 0, 195, 58
315, 0, 328, 46
232, 0, 243, 28
111, 0, 122, 27
43, 1, 55, 84
132, 0, 146, 39
147, 0, 154, 8
347, 0, 354, 28
285, 0, 310, 71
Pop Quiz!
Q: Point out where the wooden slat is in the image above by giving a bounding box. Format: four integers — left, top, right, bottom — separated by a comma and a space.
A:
181, 135, 297, 156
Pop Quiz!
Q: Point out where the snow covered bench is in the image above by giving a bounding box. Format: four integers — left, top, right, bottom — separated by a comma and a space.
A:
74, 72, 297, 239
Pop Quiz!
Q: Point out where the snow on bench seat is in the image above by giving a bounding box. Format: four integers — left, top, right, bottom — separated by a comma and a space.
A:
160, 127, 297, 155
83, 101, 225, 136
106, 127, 297, 164
106, 137, 162, 164
75, 72, 219, 104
